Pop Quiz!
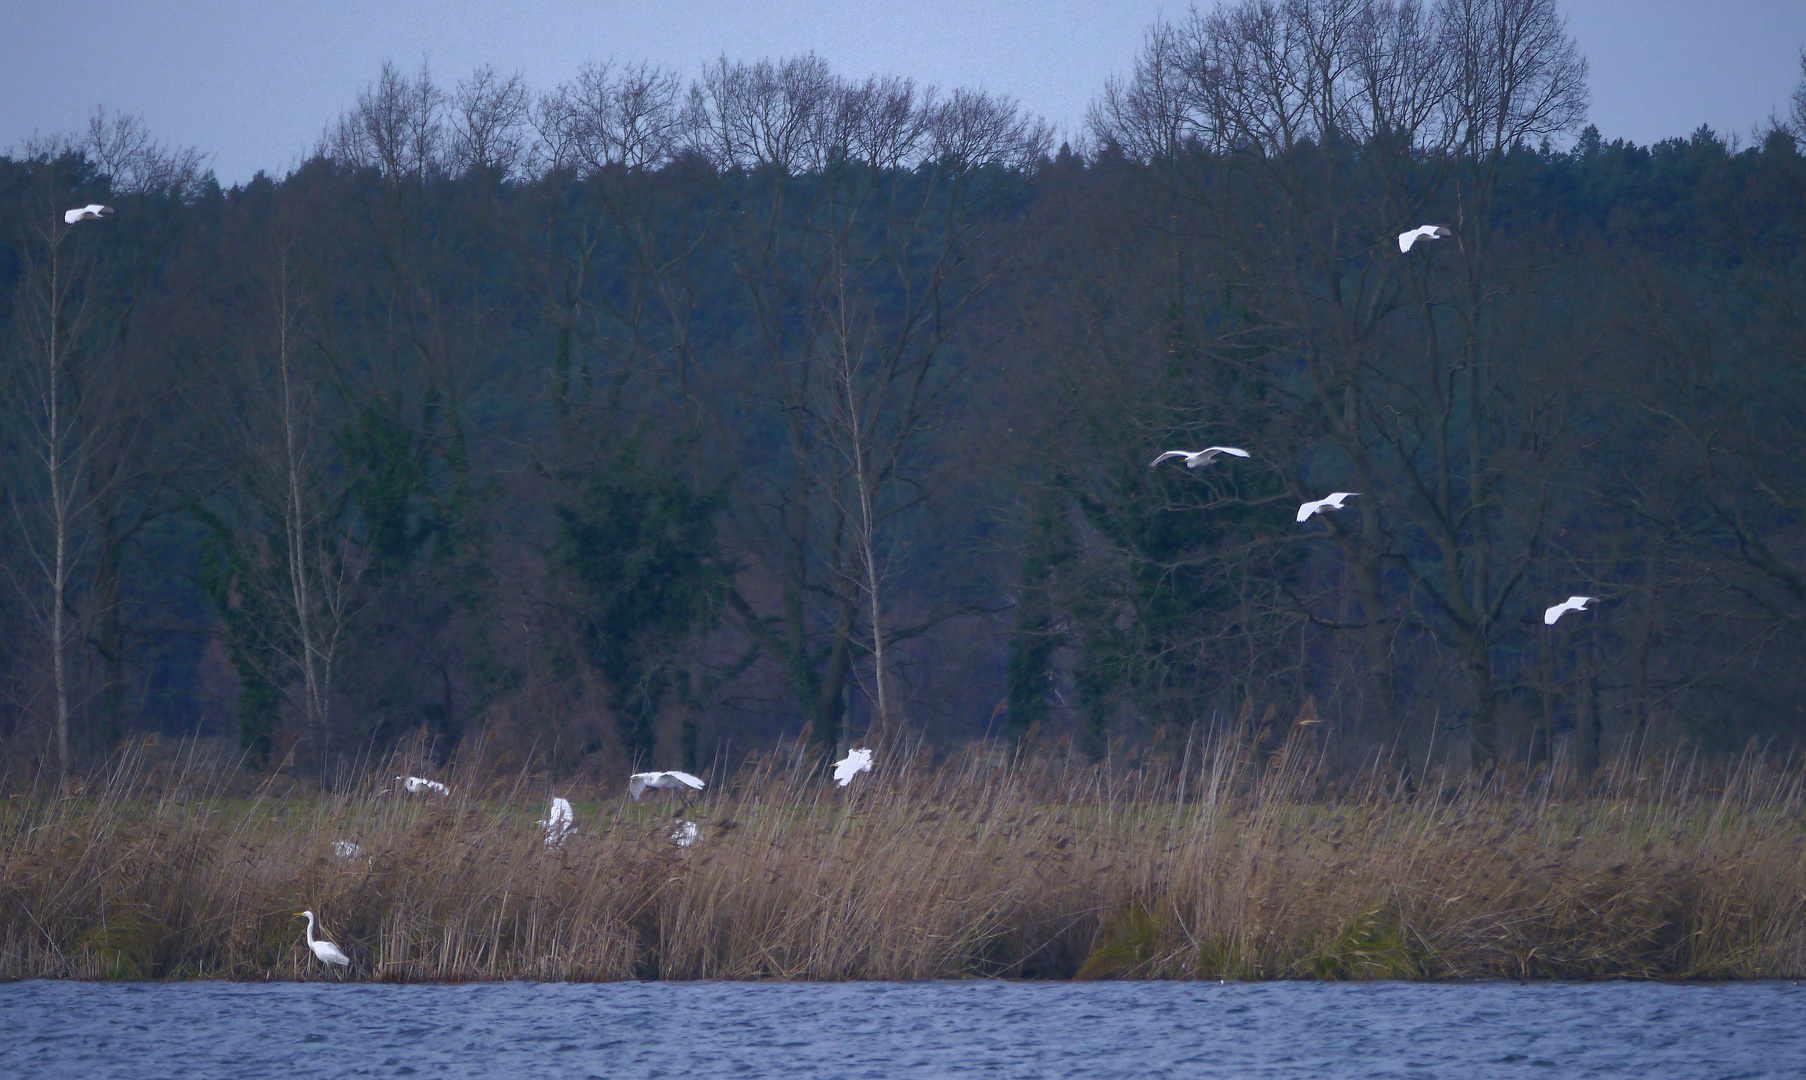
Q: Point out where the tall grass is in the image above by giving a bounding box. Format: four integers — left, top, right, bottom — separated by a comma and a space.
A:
3, 732, 1803, 982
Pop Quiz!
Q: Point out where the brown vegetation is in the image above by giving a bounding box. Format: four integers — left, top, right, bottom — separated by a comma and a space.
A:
3, 732, 1803, 984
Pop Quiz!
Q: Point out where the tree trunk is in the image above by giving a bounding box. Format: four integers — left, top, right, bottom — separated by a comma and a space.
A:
1574, 671, 1601, 782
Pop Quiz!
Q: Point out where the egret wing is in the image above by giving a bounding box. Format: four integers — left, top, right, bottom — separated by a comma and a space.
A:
667, 771, 706, 790
1149, 451, 1191, 467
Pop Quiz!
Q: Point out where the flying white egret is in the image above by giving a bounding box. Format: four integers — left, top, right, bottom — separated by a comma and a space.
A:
331, 840, 362, 860
538, 796, 575, 845
1544, 596, 1597, 625
396, 775, 449, 795
1297, 492, 1358, 523
1150, 446, 1251, 470
671, 820, 700, 847
628, 770, 705, 802
63, 204, 114, 225
832, 747, 873, 787
1397, 224, 1451, 253
295, 910, 350, 968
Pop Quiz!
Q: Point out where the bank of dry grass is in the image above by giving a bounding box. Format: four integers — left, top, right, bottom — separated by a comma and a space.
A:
3, 735, 1803, 982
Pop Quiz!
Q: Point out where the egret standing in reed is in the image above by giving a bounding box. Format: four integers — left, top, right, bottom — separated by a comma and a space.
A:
295, 910, 350, 970
670, 820, 700, 847
1150, 446, 1250, 470
395, 775, 449, 795
1397, 224, 1451, 252
1544, 596, 1597, 625
832, 747, 873, 787
628, 770, 705, 801
1297, 492, 1357, 522
538, 796, 575, 846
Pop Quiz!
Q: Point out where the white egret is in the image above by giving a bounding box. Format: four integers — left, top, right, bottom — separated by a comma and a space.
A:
538, 796, 575, 845
1544, 596, 1597, 625
1397, 224, 1451, 253
628, 770, 705, 801
63, 204, 114, 225
295, 910, 350, 968
671, 820, 700, 848
1297, 492, 1358, 523
331, 840, 362, 860
832, 747, 873, 787
396, 775, 449, 795
1150, 446, 1251, 470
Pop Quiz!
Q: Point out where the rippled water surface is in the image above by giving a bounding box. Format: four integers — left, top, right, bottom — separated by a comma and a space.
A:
4, 979, 1803, 1079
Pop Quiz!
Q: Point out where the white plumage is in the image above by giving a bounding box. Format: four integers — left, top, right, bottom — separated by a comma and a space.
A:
1150, 446, 1251, 470
538, 796, 576, 845
1297, 492, 1358, 522
670, 820, 700, 847
64, 204, 114, 225
1397, 224, 1451, 252
331, 840, 362, 860
296, 910, 350, 968
629, 770, 706, 801
396, 775, 449, 795
1544, 595, 1597, 625
832, 747, 874, 787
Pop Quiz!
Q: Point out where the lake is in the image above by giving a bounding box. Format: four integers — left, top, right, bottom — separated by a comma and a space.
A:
4, 979, 1803, 1078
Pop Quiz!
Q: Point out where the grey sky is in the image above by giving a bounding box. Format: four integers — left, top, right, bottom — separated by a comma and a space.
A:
2, 1, 1801, 185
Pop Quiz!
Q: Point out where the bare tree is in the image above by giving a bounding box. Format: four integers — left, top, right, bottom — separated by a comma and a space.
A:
324, 61, 447, 181
450, 66, 530, 178
197, 238, 365, 775
1085, 0, 1590, 770
4, 199, 112, 784
84, 107, 210, 195
675, 58, 1047, 747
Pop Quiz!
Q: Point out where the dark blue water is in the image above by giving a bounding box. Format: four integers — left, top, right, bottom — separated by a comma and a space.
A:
3, 980, 1803, 1079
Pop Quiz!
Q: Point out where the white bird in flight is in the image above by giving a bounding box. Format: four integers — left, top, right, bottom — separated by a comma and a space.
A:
629, 770, 706, 801
331, 840, 362, 860
538, 796, 575, 845
832, 747, 873, 787
64, 204, 114, 225
1150, 447, 1250, 470
296, 910, 350, 969
1297, 492, 1358, 523
671, 820, 701, 848
1544, 596, 1597, 625
1397, 224, 1451, 253
396, 775, 449, 795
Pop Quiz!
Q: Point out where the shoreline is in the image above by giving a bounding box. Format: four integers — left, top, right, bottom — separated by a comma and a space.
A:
5, 743, 1803, 984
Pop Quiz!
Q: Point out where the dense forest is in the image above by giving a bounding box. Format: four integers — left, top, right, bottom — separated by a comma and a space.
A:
2, 0, 1804, 787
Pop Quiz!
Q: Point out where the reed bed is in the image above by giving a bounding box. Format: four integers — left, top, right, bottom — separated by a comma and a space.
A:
2, 734, 1803, 983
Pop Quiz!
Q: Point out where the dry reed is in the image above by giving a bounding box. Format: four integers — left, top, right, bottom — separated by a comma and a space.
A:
3, 733, 1803, 983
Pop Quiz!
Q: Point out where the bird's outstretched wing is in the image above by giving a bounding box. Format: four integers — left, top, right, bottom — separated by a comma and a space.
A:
1297, 499, 1321, 523
667, 771, 706, 790
1149, 451, 1192, 467
1398, 224, 1451, 253
1543, 597, 1595, 625
1204, 446, 1251, 458
833, 748, 874, 786
628, 776, 648, 801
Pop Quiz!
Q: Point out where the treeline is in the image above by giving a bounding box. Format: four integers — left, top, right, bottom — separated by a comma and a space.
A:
2, 0, 1803, 785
